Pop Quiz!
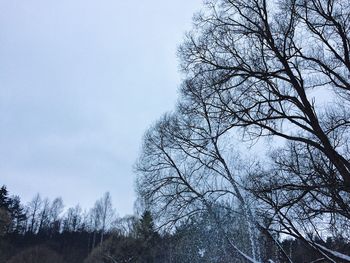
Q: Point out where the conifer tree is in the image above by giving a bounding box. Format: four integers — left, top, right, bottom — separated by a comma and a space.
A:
136, 211, 159, 263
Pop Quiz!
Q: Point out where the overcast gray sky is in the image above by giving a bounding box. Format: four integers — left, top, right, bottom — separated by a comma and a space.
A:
0, 0, 202, 216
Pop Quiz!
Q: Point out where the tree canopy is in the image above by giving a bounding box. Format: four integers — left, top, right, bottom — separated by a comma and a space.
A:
136, 0, 350, 262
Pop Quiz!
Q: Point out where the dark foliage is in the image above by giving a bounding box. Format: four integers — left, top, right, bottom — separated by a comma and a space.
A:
0, 185, 349, 262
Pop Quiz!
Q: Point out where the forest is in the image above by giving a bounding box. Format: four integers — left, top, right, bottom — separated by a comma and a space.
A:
1, 185, 349, 263
2, 0, 350, 262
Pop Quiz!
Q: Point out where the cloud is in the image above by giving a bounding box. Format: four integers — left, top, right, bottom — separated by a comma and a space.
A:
0, 0, 202, 215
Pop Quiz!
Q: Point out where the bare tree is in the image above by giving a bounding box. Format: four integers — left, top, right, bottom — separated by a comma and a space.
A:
49, 197, 64, 234
38, 198, 50, 234
178, 0, 350, 188
63, 205, 83, 232
90, 192, 115, 247
114, 215, 138, 237
136, 108, 277, 262
27, 194, 42, 234
137, 0, 350, 261
98, 192, 115, 245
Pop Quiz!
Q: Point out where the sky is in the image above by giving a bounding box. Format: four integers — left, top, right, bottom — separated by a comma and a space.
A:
0, 0, 203, 216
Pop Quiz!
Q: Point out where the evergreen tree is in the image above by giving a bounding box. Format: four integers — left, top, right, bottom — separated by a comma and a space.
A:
136, 211, 159, 263
7, 196, 27, 234
0, 186, 9, 209
0, 186, 11, 234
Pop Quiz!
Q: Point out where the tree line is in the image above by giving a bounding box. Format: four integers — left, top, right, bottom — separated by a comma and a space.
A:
0, 185, 114, 242
2, 185, 348, 263
0, 185, 119, 262
0, 185, 170, 262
